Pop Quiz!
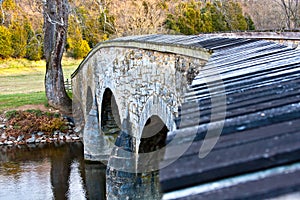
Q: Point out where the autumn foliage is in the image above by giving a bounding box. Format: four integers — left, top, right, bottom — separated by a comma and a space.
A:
0, 0, 298, 60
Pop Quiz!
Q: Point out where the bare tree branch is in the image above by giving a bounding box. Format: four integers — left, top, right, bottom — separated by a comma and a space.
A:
44, 12, 65, 26
94, 0, 115, 33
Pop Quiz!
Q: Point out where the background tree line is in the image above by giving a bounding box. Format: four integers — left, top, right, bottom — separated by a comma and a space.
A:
0, 0, 299, 60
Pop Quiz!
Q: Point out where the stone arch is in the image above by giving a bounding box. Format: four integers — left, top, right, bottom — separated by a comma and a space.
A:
138, 95, 177, 143
101, 88, 121, 141
139, 115, 168, 153
132, 115, 168, 200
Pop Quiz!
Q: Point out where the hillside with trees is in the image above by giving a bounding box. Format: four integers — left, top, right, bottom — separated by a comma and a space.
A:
0, 0, 299, 60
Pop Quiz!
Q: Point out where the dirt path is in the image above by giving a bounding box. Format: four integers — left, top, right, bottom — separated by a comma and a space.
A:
16, 104, 57, 112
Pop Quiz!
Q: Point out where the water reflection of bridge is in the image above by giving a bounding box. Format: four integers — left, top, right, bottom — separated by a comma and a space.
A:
72, 33, 300, 199
0, 143, 106, 200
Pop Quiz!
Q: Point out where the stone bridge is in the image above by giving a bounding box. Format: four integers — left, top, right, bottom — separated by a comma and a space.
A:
71, 35, 210, 162
71, 33, 300, 199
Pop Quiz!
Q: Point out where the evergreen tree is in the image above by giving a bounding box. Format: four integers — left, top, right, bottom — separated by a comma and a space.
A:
67, 24, 90, 59
165, 1, 212, 34
221, 1, 248, 31
207, 2, 228, 32
165, 0, 253, 34
24, 20, 43, 60
245, 14, 255, 30
69, 3, 115, 49
0, 25, 13, 58
9, 21, 28, 58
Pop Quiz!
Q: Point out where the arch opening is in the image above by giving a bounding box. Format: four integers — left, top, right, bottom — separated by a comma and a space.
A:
101, 88, 121, 137
133, 115, 168, 199
139, 115, 168, 153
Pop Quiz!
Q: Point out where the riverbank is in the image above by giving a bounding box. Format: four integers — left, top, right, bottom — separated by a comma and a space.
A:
0, 108, 81, 147
0, 58, 82, 146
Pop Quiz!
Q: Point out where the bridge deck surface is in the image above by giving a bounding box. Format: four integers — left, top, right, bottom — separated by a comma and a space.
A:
122, 35, 300, 199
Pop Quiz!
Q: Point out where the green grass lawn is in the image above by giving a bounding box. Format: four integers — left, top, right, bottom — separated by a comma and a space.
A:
0, 92, 48, 112
0, 57, 82, 112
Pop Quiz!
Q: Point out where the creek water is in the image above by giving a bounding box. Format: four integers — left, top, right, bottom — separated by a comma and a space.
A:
0, 142, 106, 200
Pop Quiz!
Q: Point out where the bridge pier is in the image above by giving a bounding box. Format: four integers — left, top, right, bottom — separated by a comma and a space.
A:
106, 131, 138, 200
106, 115, 168, 200
82, 100, 106, 161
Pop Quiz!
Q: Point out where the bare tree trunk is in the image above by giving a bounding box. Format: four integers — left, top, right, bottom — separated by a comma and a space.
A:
43, 0, 72, 114
280, 0, 292, 29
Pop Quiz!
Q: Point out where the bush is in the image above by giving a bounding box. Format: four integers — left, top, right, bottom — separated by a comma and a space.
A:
26, 37, 43, 60
72, 39, 90, 59
5, 110, 69, 137
5, 110, 19, 120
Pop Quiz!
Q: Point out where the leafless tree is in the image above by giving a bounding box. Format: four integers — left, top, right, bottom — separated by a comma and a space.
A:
109, 0, 167, 36
277, 0, 300, 29
237, 0, 285, 30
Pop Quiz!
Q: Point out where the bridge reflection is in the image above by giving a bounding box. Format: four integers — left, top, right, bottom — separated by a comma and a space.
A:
0, 143, 106, 199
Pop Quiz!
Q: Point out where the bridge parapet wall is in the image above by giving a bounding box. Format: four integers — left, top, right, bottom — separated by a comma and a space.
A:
200, 32, 300, 49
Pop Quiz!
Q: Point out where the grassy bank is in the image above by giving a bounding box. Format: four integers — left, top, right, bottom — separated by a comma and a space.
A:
0, 92, 47, 112
0, 57, 81, 95
0, 57, 82, 112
